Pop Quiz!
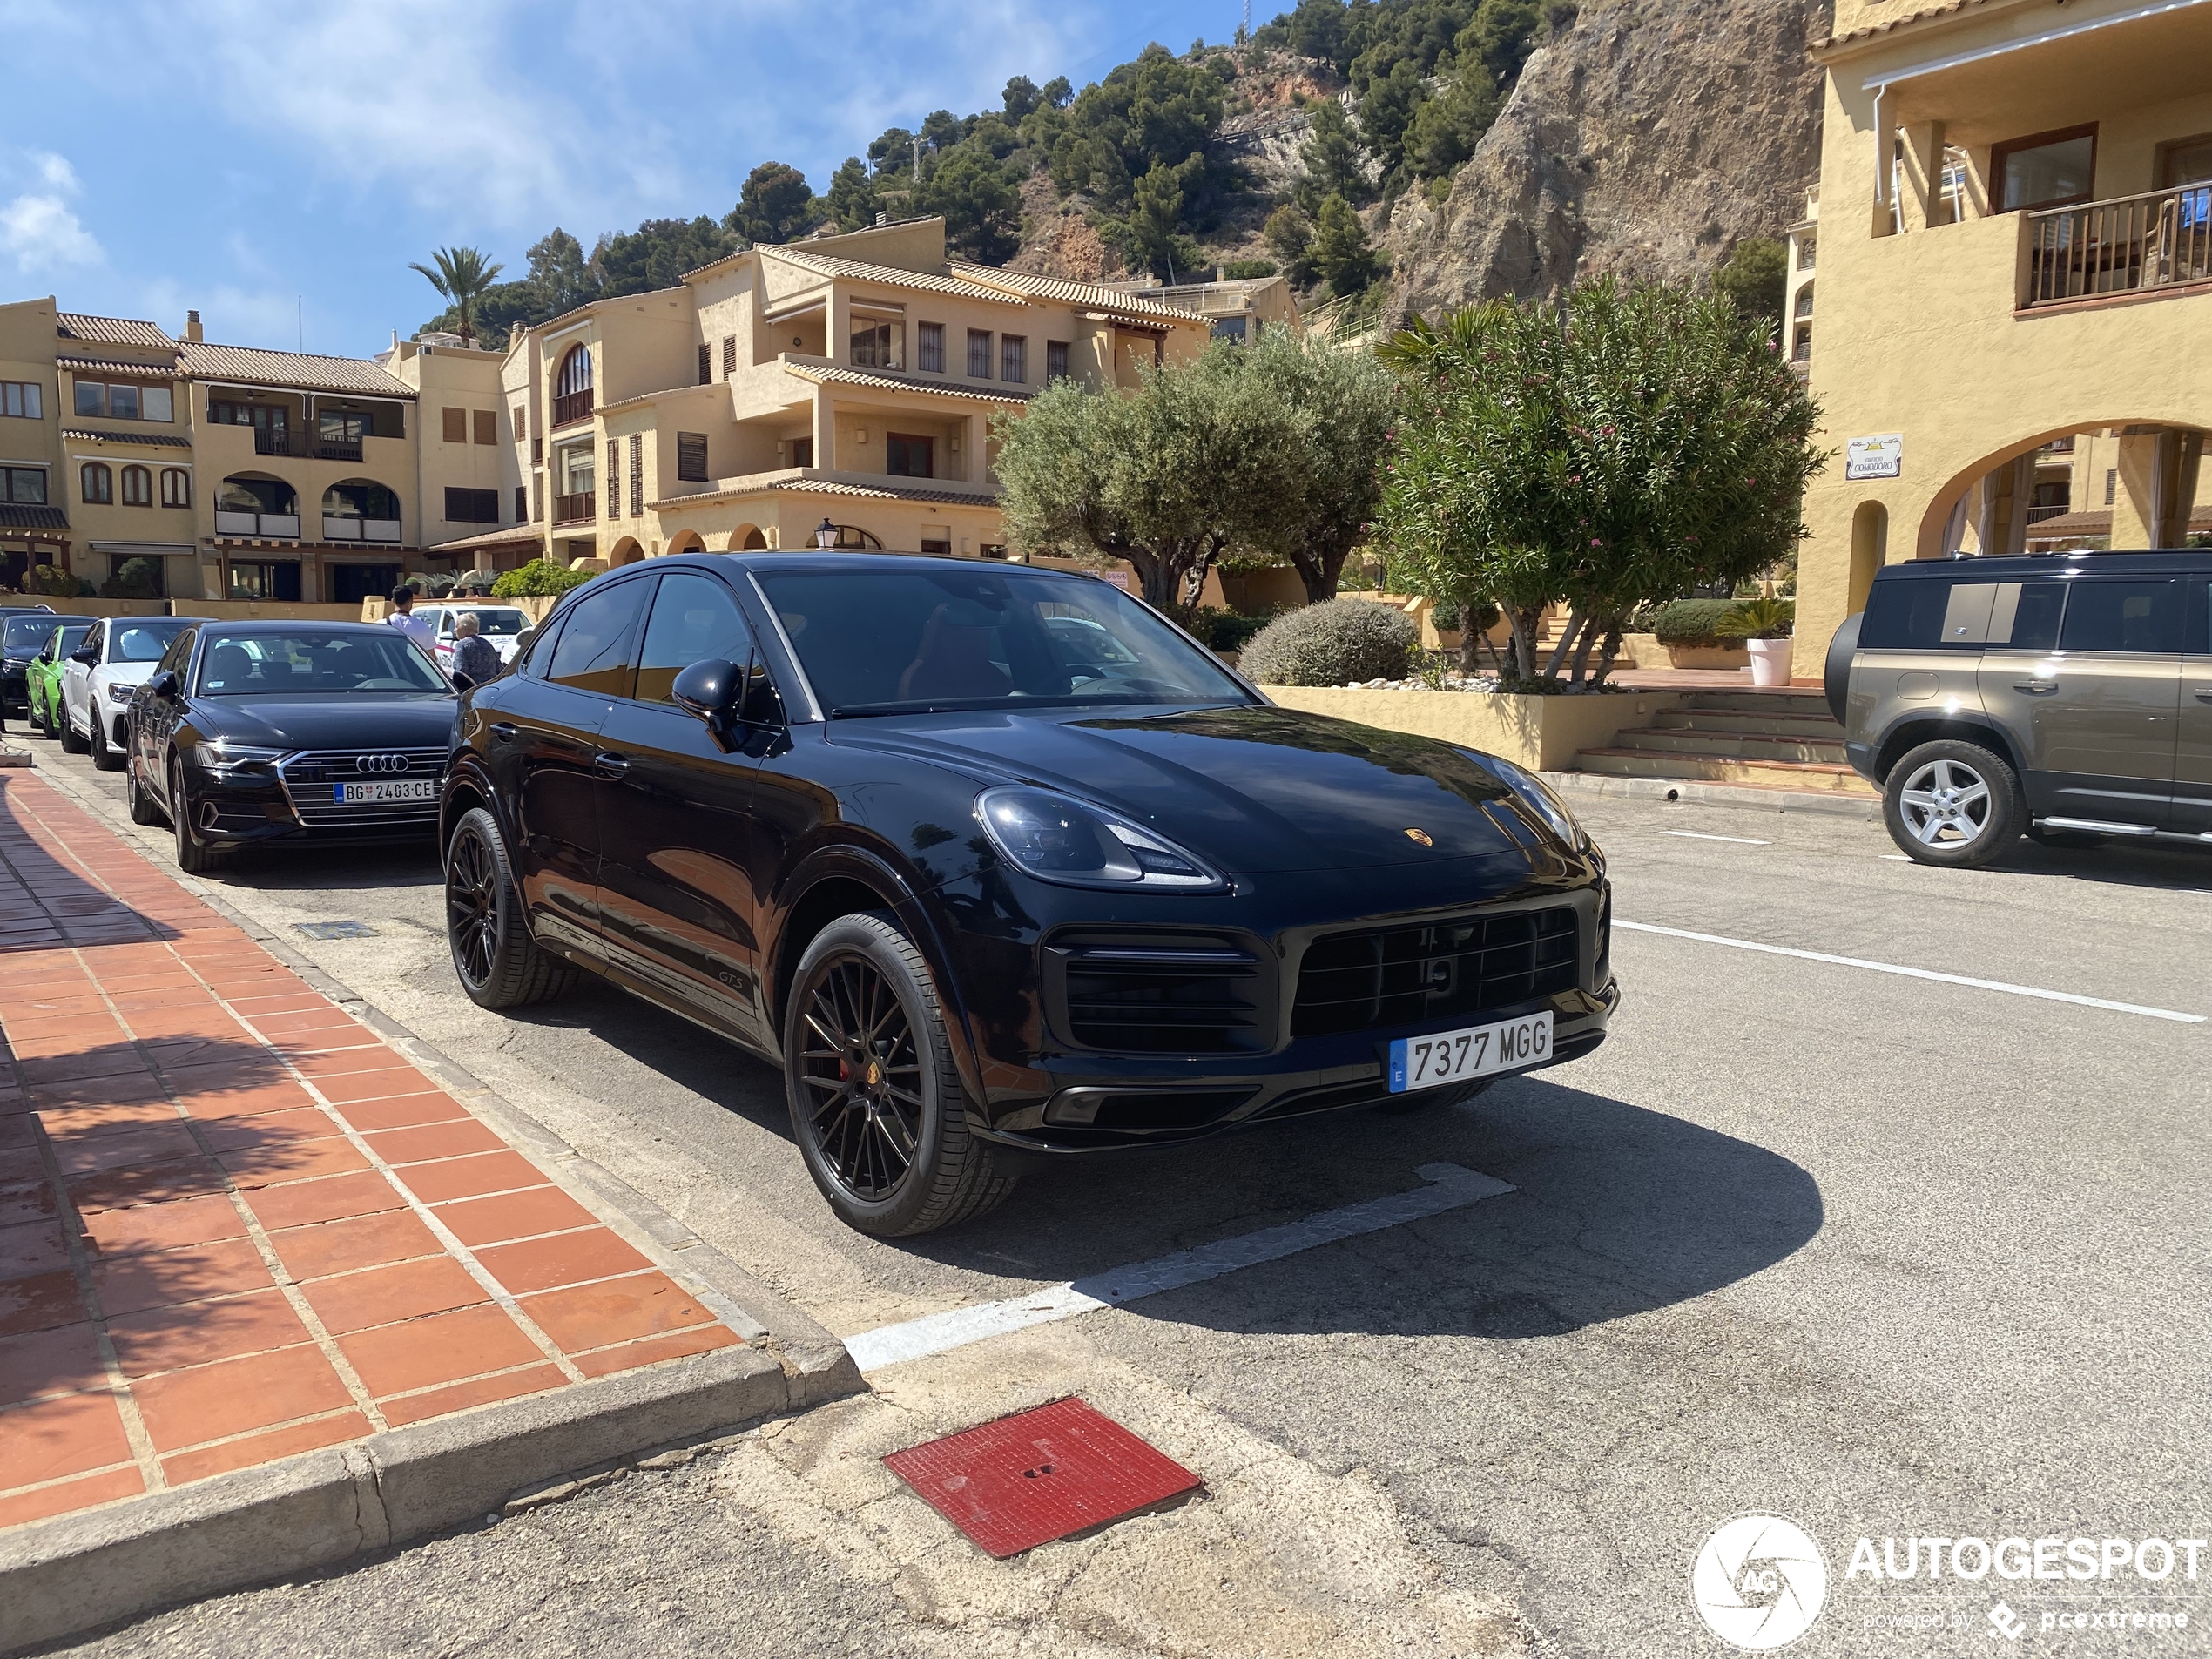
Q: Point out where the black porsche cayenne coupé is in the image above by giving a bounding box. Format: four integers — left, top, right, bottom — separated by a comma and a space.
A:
441, 554, 1616, 1235
123, 621, 457, 873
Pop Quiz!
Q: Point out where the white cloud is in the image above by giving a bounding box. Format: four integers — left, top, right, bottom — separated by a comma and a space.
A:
0, 148, 103, 274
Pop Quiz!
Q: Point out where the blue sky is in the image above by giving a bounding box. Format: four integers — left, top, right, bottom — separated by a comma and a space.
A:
2, 0, 1255, 360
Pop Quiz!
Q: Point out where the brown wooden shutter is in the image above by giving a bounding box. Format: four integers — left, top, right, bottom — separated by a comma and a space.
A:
721, 335, 736, 375
442, 407, 467, 443
473, 409, 495, 445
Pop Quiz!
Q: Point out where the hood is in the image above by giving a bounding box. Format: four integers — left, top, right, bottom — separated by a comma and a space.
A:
833, 704, 1554, 875
187, 693, 457, 752
99, 662, 161, 688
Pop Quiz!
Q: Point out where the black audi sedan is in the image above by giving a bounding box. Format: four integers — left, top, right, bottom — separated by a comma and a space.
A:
123, 621, 456, 873
441, 554, 1615, 1236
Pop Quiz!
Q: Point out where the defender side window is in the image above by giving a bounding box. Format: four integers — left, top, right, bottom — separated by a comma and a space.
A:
2057, 579, 2180, 655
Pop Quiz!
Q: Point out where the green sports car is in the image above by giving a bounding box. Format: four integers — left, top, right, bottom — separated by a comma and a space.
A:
26, 621, 92, 740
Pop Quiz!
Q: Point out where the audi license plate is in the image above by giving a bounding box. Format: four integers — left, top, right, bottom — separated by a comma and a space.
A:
1388, 1010, 1553, 1094
333, 779, 435, 804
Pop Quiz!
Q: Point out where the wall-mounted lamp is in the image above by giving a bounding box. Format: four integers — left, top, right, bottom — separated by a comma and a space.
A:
814, 518, 838, 550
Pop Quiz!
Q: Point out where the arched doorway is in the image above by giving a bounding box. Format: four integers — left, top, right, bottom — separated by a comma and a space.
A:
1848, 502, 1886, 613
609, 536, 644, 566
666, 530, 706, 555
734, 523, 768, 550
321, 479, 401, 543
217, 474, 299, 536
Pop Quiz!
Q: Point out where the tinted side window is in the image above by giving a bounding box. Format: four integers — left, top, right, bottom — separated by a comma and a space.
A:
1862, 578, 1973, 648
1985, 581, 2066, 651
80, 622, 104, 659
634, 572, 754, 704
2187, 578, 2212, 656
156, 629, 196, 674
2058, 578, 2180, 654
545, 580, 648, 696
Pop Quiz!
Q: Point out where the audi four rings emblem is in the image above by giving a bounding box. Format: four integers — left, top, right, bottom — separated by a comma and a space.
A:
354, 754, 410, 773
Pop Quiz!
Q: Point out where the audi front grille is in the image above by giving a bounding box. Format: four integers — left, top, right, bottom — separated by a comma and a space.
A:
274, 747, 447, 830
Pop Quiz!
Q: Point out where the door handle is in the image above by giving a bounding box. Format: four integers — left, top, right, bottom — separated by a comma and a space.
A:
488, 722, 518, 740
2195, 689, 2212, 704
592, 752, 631, 774
2013, 681, 2059, 695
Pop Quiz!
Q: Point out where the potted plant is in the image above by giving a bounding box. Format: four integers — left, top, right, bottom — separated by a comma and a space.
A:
1723, 596, 1796, 686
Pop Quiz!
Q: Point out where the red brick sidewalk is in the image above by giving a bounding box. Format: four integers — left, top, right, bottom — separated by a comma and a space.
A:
0, 772, 741, 1531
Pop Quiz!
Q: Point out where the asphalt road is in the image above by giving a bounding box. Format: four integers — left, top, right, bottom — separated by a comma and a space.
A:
24, 731, 2212, 1659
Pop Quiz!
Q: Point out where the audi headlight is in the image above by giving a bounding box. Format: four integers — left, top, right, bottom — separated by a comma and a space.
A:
105, 683, 138, 705
192, 741, 286, 775
977, 786, 1224, 892
1482, 757, 1591, 853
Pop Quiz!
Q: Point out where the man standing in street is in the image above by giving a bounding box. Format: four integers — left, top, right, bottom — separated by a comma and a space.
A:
385, 585, 435, 657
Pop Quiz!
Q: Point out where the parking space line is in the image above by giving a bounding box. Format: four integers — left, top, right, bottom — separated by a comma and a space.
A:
1659, 831, 1771, 846
844, 1162, 1516, 1372
1615, 920, 2205, 1023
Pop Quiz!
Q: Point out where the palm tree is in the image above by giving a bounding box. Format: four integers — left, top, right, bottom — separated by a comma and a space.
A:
408, 246, 505, 348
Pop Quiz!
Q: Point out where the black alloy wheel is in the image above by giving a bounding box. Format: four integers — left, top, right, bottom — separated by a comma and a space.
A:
443, 806, 575, 1008
32, 691, 54, 740
125, 754, 163, 826
89, 709, 121, 771
169, 757, 222, 873
57, 698, 85, 753
784, 913, 1015, 1237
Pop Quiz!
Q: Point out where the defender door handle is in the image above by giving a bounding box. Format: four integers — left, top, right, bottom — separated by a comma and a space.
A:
2014, 681, 2059, 694
592, 752, 631, 774
488, 722, 518, 740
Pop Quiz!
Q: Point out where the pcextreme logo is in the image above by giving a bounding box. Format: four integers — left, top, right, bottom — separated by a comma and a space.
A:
1691, 1514, 1831, 1651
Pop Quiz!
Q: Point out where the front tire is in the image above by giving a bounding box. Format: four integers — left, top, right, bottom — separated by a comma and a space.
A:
125, 755, 164, 826
784, 912, 1015, 1238
169, 757, 223, 873
58, 701, 86, 754
1883, 739, 2024, 868
90, 710, 121, 771
32, 692, 55, 740
444, 807, 576, 1008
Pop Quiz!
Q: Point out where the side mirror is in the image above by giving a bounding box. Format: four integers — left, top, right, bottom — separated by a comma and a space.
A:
671, 658, 744, 748
71, 647, 98, 665
148, 671, 180, 699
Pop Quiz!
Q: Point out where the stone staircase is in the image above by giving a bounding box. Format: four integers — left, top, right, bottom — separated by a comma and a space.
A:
1574, 689, 1877, 795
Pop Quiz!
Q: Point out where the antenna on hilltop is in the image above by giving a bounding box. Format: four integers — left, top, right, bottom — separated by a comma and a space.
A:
913, 136, 924, 181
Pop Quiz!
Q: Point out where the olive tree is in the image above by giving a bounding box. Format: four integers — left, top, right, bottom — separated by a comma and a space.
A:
993, 345, 1302, 610
1377, 278, 1824, 685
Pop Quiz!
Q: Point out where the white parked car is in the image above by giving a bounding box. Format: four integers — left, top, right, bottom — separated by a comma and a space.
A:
61, 616, 194, 770
414, 605, 531, 671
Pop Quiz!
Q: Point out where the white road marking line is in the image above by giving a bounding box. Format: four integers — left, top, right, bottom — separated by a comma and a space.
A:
1660, 830, 1771, 846
1615, 920, 2204, 1024
1879, 854, 1913, 861
844, 1162, 1515, 1373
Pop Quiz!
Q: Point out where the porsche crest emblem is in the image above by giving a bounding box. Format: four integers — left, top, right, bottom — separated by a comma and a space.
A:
1404, 828, 1433, 846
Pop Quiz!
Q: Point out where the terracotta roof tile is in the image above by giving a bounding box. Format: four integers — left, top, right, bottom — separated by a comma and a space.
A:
764, 248, 1015, 303
60, 426, 192, 449
647, 474, 998, 511
1816, 0, 1992, 51
0, 504, 70, 531
56, 314, 175, 349
949, 265, 1207, 323
786, 363, 1030, 404
429, 525, 545, 554
178, 341, 415, 399
57, 354, 182, 381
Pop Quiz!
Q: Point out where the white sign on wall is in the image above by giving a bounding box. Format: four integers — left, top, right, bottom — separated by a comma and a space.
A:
1846, 434, 1904, 480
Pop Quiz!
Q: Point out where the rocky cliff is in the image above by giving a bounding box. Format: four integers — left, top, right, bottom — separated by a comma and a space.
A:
1385, 0, 1829, 319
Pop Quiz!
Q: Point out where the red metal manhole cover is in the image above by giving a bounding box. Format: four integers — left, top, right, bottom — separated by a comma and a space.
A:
883, 1397, 1204, 1558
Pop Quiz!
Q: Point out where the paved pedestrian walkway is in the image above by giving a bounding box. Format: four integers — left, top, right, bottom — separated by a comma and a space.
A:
0, 772, 742, 1532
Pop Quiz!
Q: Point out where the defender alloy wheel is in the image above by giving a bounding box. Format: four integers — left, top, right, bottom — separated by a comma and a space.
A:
1883, 739, 2024, 869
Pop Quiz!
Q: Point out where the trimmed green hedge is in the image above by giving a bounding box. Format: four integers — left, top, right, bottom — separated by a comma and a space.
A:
1240, 600, 1416, 685
490, 558, 594, 599
1646, 598, 1750, 646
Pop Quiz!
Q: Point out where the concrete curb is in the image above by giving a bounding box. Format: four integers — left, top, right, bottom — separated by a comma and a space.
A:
0, 1345, 789, 1655
1543, 769, 1884, 820
25, 757, 864, 1402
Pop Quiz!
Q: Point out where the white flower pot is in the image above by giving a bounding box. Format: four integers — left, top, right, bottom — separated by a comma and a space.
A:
1747, 637, 1794, 687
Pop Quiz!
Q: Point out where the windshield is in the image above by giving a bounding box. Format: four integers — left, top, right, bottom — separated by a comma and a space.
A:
758, 566, 1249, 718
448, 607, 527, 637
195, 631, 450, 697
3, 617, 62, 654
111, 620, 188, 663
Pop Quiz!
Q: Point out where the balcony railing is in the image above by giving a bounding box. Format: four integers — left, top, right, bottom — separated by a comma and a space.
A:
552, 491, 596, 525
2026, 183, 2212, 307
214, 509, 301, 538
314, 438, 365, 462
552, 389, 594, 428
252, 428, 303, 457
2025, 502, 2074, 523
246, 428, 369, 461
323, 515, 401, 543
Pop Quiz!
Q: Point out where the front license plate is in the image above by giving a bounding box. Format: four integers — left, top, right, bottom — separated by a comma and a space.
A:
332, 779, 436, 804
1388, 1011, 1554, 1094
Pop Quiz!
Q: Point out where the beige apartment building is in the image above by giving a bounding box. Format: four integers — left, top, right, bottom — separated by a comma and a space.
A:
1795, 0, 2212, 672
479, 215, 1211, 570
